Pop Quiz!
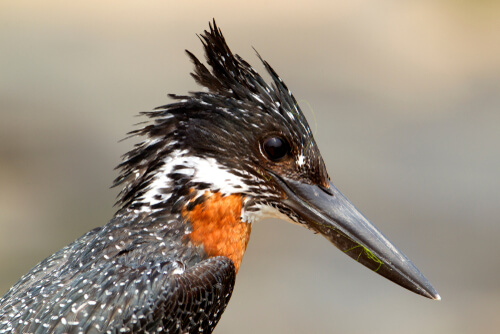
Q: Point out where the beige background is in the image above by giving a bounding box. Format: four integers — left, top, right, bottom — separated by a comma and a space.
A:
1, 1, 499, 333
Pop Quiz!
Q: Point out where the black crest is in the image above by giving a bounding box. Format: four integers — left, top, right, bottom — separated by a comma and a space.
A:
113, 20, 326, 210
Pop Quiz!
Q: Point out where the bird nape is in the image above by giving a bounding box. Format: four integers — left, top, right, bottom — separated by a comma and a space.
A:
0, 20, 440, 333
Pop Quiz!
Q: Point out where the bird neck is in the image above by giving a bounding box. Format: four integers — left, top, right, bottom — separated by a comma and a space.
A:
116, 150, 255, 272
182, 191, 251, 273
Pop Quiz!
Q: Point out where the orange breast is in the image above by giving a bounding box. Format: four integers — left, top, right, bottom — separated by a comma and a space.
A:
182, 192, 251, 273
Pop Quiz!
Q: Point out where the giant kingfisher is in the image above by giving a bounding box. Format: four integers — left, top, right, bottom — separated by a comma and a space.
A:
0, 21, 440, 333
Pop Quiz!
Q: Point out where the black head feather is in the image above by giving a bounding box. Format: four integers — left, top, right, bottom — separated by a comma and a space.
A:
113, 20, 328, 213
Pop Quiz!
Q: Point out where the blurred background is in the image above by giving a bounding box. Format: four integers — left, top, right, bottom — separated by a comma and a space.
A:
1, 1, 499, 333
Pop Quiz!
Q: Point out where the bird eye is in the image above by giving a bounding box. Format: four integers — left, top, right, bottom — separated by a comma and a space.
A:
262, 136, 290, 162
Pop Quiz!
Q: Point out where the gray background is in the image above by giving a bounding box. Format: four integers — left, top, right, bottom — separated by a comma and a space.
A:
1, 1, 499, 333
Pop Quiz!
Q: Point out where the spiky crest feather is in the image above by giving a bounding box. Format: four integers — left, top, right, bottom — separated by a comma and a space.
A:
113, 20, 323, 211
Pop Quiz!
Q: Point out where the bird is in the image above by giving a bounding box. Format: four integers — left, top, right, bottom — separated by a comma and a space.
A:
0, 20, 440, 334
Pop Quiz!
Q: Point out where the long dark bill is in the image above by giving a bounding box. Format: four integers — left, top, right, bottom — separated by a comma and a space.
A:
272, 174, 440, 300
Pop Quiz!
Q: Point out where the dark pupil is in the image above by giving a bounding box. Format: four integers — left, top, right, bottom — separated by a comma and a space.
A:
263, 137, 289, 161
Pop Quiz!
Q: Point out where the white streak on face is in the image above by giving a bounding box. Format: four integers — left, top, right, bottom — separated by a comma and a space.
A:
135, 150, 254, 211
177, 156, 252, 196
297, 155, 306, 167
136, 149, 188, 210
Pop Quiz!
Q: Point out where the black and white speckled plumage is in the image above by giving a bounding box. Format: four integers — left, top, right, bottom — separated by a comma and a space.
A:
0, 21, 326, 333
0, 208, 235, 333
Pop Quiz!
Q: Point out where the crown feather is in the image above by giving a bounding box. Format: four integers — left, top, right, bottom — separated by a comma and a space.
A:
113, 20, 320, 210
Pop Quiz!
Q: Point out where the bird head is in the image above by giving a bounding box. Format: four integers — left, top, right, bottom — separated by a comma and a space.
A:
114, 21, 439, 300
